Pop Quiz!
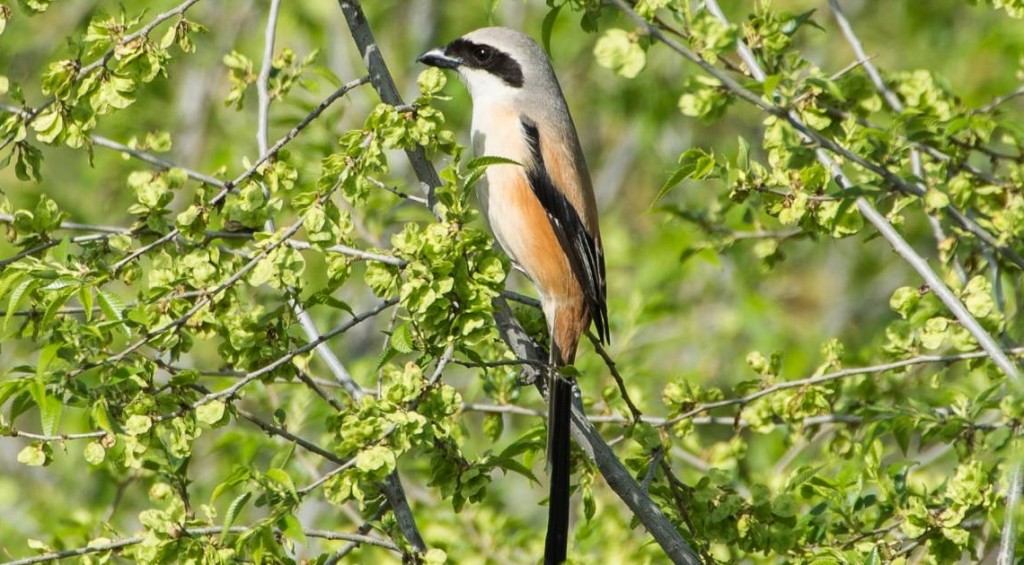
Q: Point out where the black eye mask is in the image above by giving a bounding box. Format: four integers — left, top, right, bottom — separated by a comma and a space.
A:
444, 38, 524, 88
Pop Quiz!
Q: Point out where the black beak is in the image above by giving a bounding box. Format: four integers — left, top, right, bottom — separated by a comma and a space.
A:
417, 48, 461, 69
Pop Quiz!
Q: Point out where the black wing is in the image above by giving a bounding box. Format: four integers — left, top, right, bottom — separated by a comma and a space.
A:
520, 116, 609, 344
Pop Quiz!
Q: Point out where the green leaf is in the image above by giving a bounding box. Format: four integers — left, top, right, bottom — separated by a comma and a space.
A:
96, 289, 130, 336
4, 276, 35, 333
417, 68, 447, 97
17, 442, 51, 466
84, 441, 105, 465
466, 155, 523, 169
211, 466, 252, 504
279, 513, 307, 544
483, 412, 504, 442
31, 107, 63, 144
221, 491, 251, 538
390, 323, 414, 354
77, 286, 94, 322
18, 0, 50, 13
37, 394, 62, 438
196, 400, 227, 426
889, 286, 920, 319
654, 148, 718, 204
125, 414, 153, 436
782, 9, 826, 35
593, 29, 647, 78
355, 445, 397, 477
541, 5, 562, 55
424, 549, 448, 565
961, 276, 996, 319
920, 317, 951, 349
491, 455, 537, 483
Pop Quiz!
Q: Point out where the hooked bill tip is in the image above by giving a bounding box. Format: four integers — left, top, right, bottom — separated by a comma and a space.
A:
417, 48, 460, 69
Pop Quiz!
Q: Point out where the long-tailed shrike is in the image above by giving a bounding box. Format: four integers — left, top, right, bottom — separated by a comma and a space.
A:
419, 27, 608, 564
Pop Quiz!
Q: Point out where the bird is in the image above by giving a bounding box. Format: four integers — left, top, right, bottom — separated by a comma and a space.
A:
418, 27, 608, 564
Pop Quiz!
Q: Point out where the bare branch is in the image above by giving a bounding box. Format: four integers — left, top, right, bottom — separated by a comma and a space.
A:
187, 298, 397, 411
91, 132, 224, 187
256, 0, 282, 159
5, 429, 107, 442
586, 330, 642, 422
979, 84, 1024, 114
365, 176, 429, 205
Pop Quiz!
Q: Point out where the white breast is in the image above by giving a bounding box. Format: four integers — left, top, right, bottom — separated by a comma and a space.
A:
471, 103, 532, 268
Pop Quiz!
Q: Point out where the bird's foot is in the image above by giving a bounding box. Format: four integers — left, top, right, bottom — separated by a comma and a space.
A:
516, 369, 538, 387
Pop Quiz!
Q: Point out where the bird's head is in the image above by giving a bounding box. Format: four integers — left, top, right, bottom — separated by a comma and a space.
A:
418, 27, 560, 104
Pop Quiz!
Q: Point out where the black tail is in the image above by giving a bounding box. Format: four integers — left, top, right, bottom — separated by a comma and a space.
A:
544, 376, 573, 564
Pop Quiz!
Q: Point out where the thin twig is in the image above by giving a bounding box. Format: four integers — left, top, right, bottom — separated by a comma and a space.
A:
663, 347, 1024, 427
256, 0, 282, 159
236, 406, 343, 461
0, 0, 204, 153
365, 176, 428, 205
336, 0, 442, 212
91, 133, 224, 186
106, 76, 370, 273
586, 331, 642, 423
186, 299, 396, 412
326, 506, 390, 563
658, 459, 716, 564
978, 84, 1024, 113
0, 213, 405, 267
2, 525, 399, 565
828, 0, 968, 284
641, 447, 664, 494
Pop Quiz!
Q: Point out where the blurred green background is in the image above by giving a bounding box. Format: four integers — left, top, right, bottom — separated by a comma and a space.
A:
2, 0, 1022, 562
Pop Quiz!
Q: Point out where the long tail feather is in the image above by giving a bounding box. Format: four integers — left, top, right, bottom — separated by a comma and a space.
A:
544, 376, 573, 564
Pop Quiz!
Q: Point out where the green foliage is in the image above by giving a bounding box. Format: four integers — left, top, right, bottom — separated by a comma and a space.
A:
1, 1, 1023, 564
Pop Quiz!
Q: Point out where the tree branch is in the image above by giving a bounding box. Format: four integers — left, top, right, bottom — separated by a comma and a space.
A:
827, 0, 968, 284
612, 0, 1024, 273
336, 0, 442, 210
997, 459, 1023, 565
664, 347, 1024, 427
0, 0, 204, 153
492, 298, 703, 565
0, 213, 405, 267
613, 0, 1022, 384
106, 75, 369, 272
186, 298, 396, 412
2, 525, 400, 565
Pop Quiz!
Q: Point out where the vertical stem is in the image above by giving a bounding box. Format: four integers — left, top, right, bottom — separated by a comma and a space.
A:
997, 459, 1023, 565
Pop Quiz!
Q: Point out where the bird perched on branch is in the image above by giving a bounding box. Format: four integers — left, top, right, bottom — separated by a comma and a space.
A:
419, 27, 608, 564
